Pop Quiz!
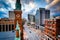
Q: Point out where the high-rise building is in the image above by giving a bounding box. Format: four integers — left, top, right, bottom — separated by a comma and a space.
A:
28, 14, 35, 24
35, 8, 50, 26
35, 10, 40, 26
39, 8, 45, 26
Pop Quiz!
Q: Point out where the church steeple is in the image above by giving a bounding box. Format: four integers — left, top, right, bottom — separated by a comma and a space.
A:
15, 0, 21, 10
14, 0, 23, 40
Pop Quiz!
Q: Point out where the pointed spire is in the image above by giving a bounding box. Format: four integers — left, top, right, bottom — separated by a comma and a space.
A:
15, 0, 21, 10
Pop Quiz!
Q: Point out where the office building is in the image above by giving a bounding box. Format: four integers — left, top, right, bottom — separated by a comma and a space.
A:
44, 18, 60, 40
28, 14, 35, 24
9, 11, 15, 19
35, 8, 50, 26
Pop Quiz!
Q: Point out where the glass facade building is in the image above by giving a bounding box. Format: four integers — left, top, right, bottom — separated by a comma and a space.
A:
35, 8, 50, 26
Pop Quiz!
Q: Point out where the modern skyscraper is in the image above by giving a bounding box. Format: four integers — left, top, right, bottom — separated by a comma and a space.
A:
35, 8, 50, 27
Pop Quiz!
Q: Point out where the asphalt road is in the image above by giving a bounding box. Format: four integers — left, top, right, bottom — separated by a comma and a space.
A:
23, 23, 39, 40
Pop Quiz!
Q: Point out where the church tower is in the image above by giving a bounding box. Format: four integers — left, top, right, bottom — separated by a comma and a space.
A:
14, 0, 23, 40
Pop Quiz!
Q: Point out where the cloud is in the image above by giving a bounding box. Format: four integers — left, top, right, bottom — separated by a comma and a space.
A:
0, 11, 8, 18
0, 8, 8, 13
22, 1, 37, 19
0, 0, 17, 18
0, 0, 10, 9
21, 0, 34, 4
6, 0, 16, 9
0, 8, 9, 18
53, 7, 60, 12
45, 0, 52, 3
45, 0, 60, 9
0, 0, 16, 18
3, 13, 9, 17
22, 4, 32, 13
53, 12, 60, 16
22, 2, 37, 13
0, 0, 16, 11
29, 2, 36, 8
45, 0, 60, 16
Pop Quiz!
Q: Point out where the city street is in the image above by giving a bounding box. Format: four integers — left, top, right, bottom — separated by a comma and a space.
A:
0, 0, 60, 40
23, 23, 40, 40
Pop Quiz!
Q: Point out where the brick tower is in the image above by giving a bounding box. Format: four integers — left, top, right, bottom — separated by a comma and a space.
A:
14, 0, 23, 40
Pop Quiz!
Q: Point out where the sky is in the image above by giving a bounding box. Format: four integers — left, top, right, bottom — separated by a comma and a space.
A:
0, 0, 60, 19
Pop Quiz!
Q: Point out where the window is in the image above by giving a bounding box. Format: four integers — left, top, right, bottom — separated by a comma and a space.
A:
1, 25, 3, 32
3, 25, 5, 31
0, 25, 1, 32
48, 38, 50, 40
12, 24, 14, 30
9, 25, 11, 31
6, 25, 8, 31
